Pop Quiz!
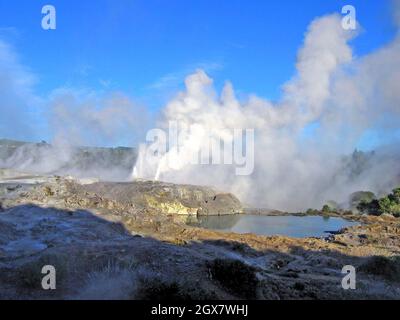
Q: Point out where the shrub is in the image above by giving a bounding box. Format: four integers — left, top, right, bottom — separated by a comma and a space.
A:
350, 191, 376, 208
306, 208, 319, 215
357, 199, 382, 215
207, 258, 258, 299
293, 282, 305, 291
356, 187, 400, 217
378, 189, 400, 216
390, 187, 400, 203
77, 267, 137, 300
321, 204, 332, 214
359, 256, 400, 281
135, 278, 215, 300
135, 280, 182, 300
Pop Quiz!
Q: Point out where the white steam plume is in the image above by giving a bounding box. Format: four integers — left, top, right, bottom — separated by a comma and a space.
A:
133, 14, 400, 211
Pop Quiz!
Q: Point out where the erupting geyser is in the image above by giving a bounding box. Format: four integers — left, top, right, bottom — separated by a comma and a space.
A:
132, 13, 400, 212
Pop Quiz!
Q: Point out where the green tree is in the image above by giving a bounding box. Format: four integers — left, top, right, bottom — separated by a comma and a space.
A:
349, 191, 376, 208
322, 204, 331, 214
377, 187, 400, 217
390, 187, 400, 203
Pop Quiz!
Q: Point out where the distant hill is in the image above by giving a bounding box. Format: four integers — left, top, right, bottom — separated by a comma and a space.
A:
0, 139, 137, 181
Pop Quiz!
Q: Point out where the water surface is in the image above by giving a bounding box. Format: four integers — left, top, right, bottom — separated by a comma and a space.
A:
191, 214, 358, 238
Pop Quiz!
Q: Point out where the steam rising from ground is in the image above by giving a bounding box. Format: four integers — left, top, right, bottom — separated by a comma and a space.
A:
49, 89, 148, 148
1, 11, 400, 211
0, 140, 137, 181
133, 14, 400, 211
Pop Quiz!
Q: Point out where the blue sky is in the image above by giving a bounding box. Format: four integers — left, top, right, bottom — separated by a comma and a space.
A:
0, 0, 398, 146
0, 0, 396, 100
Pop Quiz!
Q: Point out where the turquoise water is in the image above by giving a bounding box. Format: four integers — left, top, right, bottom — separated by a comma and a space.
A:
192, 214, 359, 238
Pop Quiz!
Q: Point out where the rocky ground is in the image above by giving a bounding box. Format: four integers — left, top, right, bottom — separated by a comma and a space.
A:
0, 169, 399, 300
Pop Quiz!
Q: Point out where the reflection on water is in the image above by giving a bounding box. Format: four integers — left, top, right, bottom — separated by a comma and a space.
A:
190, 214, 358, 238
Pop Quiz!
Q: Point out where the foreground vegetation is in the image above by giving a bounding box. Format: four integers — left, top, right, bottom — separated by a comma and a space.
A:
356, 188, 400, 217
307, 187, 400, 218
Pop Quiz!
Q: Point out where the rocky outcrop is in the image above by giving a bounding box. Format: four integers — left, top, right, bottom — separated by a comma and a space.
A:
0, 169, 243, 216
64, 180, 243, 216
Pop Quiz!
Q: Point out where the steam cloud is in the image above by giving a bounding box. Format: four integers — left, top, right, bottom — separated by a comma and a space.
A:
133, 14, 400, 211
1, 11, 400, 211
0, 89, 146, 181
0, 39, 42, 141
